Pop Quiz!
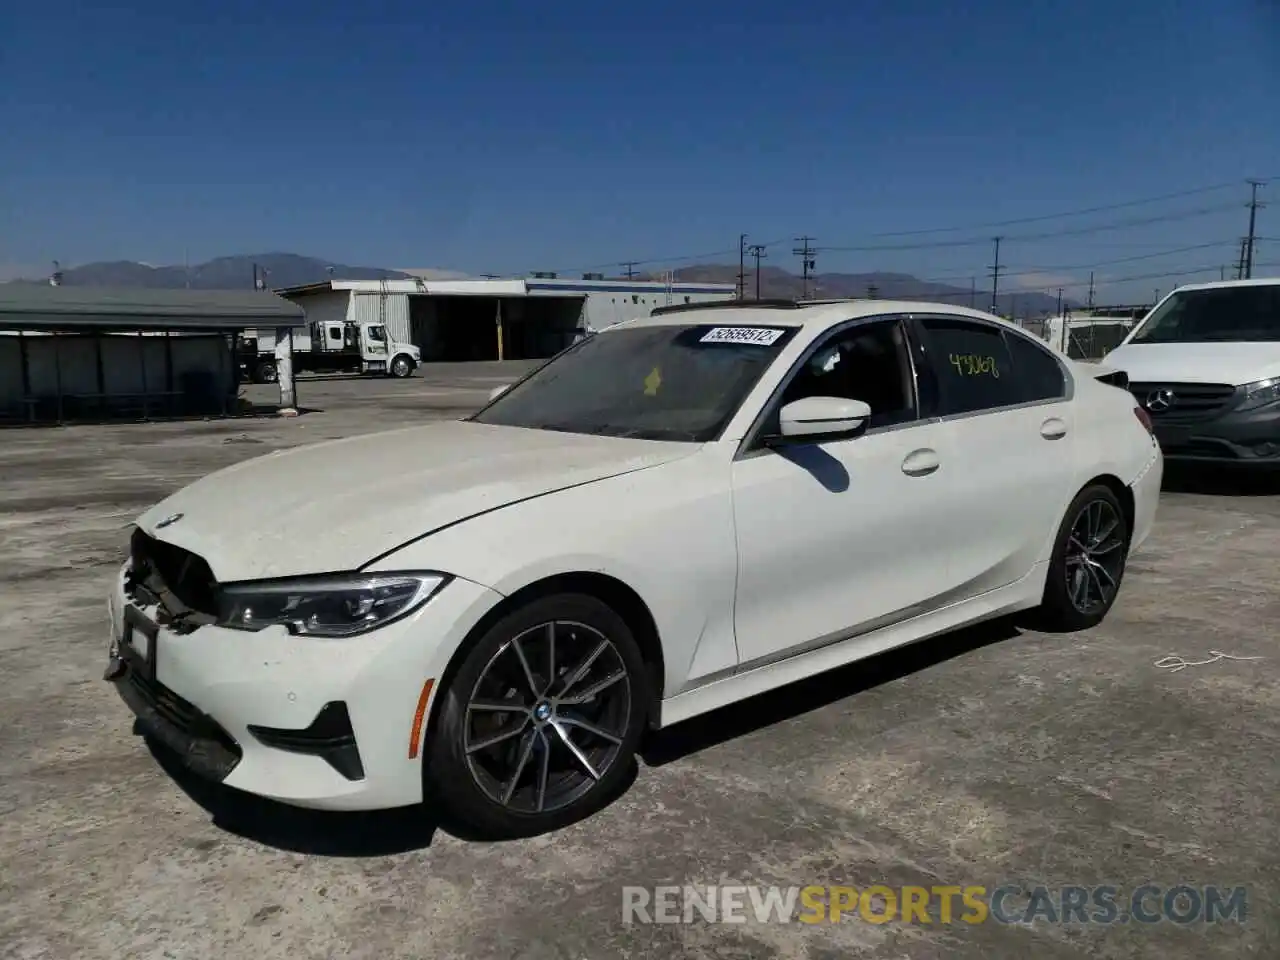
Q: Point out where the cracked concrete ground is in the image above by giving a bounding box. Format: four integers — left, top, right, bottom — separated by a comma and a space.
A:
1, 363, 1276, 959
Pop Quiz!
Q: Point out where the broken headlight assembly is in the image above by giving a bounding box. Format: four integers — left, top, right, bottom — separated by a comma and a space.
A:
216, 573, 450, 638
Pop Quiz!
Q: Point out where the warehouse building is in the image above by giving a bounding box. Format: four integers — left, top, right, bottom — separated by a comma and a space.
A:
273, 275, 737, 363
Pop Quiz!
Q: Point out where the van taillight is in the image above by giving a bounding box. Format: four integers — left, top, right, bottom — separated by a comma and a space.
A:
1134, 405, 1154, 434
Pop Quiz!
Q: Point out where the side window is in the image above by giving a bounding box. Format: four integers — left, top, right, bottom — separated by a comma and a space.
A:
327, 327, 342, 341
773, 318, 917, 430
1006, 331, 1067, 402
918, 317, 1020, 415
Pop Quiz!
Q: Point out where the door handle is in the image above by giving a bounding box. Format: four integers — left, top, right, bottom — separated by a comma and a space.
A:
902, 448, 940, 477
1040, 418, 1068, 440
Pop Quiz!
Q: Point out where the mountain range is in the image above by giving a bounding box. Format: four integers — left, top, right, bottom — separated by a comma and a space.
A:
7, 253, 1075, 316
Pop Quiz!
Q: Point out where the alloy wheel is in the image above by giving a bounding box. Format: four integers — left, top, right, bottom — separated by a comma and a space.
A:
1063, 499, 1126, 615
462, 620, 631, 815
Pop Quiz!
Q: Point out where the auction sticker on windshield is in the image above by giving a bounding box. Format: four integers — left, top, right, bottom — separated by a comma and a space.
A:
700, 327, 786, 346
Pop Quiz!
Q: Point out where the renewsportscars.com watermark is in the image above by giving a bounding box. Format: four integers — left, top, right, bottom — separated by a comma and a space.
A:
622, 884, 1249, 926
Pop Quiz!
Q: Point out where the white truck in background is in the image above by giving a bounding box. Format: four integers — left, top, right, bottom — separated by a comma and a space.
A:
238, 319, 420, 383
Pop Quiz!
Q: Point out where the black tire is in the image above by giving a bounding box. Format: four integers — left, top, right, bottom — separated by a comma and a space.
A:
1036, 483, 1131, 632
254, 359, 278, 384
424, 593, 649, 839
389, 354, 415, 378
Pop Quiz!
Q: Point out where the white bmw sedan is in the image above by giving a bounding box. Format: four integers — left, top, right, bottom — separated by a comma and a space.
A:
107, 300, 1163, 837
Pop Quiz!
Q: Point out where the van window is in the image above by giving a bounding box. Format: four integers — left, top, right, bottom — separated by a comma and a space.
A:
1130, 285, 1280, 343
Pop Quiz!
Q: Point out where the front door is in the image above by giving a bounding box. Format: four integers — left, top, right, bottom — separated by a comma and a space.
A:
730, 316, 958, 667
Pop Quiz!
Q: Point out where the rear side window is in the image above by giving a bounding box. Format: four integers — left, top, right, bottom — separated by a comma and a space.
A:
918, 317, 1020, 415
1006, 332, 1067, 402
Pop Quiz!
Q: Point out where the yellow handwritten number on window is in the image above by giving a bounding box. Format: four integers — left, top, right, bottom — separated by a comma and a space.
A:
949, 354, 1000, 378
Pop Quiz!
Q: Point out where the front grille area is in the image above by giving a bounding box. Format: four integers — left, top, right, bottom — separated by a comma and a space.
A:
116, 668, 243, 781
130, 528, 219, 617
1128, 381, 1238, 423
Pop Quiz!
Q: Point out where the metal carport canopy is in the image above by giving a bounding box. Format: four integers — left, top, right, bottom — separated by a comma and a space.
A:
0, 286, 306, 330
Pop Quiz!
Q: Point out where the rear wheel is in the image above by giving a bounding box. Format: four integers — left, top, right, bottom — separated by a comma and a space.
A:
1036, 483, 1130, 632
424, 593, 648, 839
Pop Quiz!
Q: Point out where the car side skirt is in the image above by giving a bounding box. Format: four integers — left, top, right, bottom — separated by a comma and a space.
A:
654, 564, 1047, 729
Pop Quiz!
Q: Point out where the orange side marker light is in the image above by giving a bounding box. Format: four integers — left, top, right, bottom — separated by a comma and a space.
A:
407, 678, 436, 759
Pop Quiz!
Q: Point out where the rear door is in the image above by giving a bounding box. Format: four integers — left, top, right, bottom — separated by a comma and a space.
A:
911, 315, 1079, 598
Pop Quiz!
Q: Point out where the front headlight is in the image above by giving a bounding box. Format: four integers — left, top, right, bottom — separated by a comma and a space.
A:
216, 573, 449, 637
1237, 377, 1280, 412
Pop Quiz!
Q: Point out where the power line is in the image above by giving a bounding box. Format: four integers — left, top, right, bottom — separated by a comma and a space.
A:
1000, 240, 1240, 277
818, 203, 1240, 253
861, 179, 1252, 238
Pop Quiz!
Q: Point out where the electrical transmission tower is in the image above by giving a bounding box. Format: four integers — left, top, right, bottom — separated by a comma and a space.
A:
1244, 180, 1266, 279
621, 261, 638, 280
747, 244, 767, 300
792, 237, 817, 299
988, 236, 1003, 313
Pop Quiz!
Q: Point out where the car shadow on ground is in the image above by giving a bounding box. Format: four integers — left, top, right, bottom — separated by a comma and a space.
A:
1161, 463, 1280, 497
143, 725, 639, 856
143, 617, 1020, 855
641, 616, 1021, 766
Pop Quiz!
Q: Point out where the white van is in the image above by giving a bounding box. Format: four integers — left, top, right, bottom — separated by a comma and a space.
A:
1102, 278, 1280, 467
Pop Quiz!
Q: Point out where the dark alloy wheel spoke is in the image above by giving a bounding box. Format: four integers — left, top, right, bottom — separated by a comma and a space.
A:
1063, 498, 1126, 615
463, 620, 631, 815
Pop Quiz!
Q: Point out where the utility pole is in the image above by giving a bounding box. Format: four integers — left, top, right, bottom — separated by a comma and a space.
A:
737, 234, 748, 300
792, 236, 817, 299
1056, 287, 1064, 318
1236, 237, 1249, 280
969, 277, 976, 308
988, 236, 1003, 313
1244, 179, 1265, 279
748, 244, 767, 300
621, 261, 638, 280
1087, 271, 1096, 310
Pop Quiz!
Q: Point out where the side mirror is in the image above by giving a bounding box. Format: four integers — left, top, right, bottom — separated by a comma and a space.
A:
488, 385, 510, 401
768, 396, 871, 445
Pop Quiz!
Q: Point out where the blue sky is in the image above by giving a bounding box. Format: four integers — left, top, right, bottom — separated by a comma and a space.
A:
2, 0, 1278, 300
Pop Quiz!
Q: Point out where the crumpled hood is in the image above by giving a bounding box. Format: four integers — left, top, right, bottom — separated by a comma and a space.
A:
1103, 341, 1280, 386
135, 420, 697, 582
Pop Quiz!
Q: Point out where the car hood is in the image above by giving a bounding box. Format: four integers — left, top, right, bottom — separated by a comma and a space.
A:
1102, 341, 1280, 385
135, 420, 698, 582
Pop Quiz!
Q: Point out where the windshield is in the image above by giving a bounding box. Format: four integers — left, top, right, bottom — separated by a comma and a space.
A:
471, 322, 798, 442
1129, 285, 1280, 344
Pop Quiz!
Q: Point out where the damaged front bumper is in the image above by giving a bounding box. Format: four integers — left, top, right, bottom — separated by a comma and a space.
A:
105, 557, 504, 812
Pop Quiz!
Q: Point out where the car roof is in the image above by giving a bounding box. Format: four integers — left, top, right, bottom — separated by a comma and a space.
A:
613, 298, 1030, 337
1165, 276, 1280, 294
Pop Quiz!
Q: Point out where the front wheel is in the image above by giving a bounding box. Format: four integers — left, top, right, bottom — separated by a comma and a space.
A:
389, 354, 415, 378
253, 359, 278, 384
424, 593, 649, 839
1036, 483, 1131, 632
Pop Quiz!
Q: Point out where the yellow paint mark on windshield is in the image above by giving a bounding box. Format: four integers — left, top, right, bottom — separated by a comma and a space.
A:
644, 366, 663, 396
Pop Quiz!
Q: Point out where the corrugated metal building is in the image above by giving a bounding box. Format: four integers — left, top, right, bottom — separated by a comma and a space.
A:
0, 286, 303, 423
273, 276, 736, 362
